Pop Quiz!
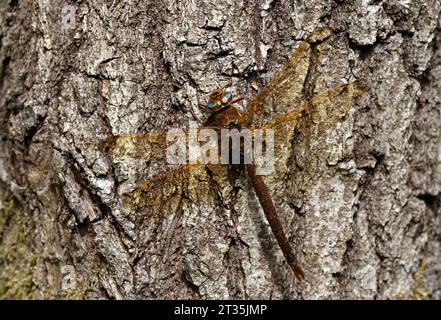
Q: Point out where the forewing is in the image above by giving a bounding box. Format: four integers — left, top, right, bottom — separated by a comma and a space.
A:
98, 126, 225, 163
99, 131, 168, 162
239, 27, 332, 127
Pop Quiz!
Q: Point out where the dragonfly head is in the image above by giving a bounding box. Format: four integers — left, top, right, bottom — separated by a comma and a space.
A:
207, 88, 233, 112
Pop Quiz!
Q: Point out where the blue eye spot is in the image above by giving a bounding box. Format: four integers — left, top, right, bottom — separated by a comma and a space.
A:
207, 102, 215, 109
224, 92, 232, 99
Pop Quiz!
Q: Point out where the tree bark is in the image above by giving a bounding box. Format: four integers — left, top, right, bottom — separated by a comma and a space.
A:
0, 0, 440, 299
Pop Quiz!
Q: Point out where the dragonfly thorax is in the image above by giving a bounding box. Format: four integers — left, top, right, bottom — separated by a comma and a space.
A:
204, 104, 242, 129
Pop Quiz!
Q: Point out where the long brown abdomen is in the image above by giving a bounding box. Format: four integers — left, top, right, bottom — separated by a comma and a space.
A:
246, 164, 304, 281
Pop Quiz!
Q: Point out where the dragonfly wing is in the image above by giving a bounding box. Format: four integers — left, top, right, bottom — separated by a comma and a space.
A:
123, 162, 232, 266
122, 163, 230, 213
253, 81, 364, 178
98, 127, 221, 163
124, 164, 199, 213
262, 81, 364, 133
239, 27, 332, 127
98, 131, 168, 162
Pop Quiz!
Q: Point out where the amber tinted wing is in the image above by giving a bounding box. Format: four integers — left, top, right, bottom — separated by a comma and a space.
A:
123, 164, 196, 213
260, 81, 364, 133
251, 81, 364, 176
99, 132, 167, 161
98, 126, 221, 162
239, 27, 332, 127
123, 163, 229, 213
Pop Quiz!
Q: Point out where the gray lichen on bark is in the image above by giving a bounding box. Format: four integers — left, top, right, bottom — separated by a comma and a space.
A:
0, 0, 440, 299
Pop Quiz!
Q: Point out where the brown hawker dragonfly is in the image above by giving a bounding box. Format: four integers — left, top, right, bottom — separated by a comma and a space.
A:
100, 27, 364, 281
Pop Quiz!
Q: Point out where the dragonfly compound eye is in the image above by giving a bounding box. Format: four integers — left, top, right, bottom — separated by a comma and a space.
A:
207, 102, 215, 109
222, 92, 232, 104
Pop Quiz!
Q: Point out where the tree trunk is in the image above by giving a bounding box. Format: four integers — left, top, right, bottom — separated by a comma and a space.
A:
1, 0, 440, 299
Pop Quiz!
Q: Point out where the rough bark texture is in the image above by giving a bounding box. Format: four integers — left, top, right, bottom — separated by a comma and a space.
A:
0, 0, 440, 299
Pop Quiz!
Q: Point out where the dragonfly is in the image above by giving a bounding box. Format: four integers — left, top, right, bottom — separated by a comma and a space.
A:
99, 27, 364, 281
